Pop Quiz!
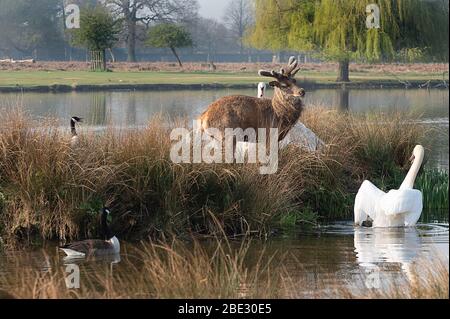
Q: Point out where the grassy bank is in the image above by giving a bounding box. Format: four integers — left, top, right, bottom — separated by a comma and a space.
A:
0, 62, 448, 91
0, 70, 446, 87
0, 237, 447, 299
0, 106, 447, 245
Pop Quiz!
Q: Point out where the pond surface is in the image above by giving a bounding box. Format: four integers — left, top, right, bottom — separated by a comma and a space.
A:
1, 88, 448, 170
0, 88, 448, 297
0, 222, 447, 297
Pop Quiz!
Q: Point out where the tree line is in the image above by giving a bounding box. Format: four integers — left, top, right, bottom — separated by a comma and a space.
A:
0, 0, 448, 80
0, 0, 253, 63
248, 0, 449, 81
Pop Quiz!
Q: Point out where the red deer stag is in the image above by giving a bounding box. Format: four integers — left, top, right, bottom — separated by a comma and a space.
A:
199, 57, 306, 143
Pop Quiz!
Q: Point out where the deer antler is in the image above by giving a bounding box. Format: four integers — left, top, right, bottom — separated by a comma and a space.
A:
259, 69, 287, 82
284, 56, 298, 75
259, 56, 301, 81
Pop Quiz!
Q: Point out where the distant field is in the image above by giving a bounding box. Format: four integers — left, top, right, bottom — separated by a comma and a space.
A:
0, 70, 447, 88
0, 62, 447, 88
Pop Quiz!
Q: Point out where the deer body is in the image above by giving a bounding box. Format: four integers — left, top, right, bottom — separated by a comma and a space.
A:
200, 92, 303, 141
199, 57, 306, 142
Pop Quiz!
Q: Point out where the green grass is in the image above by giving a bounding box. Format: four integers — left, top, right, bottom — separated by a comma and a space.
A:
0, 70, 445, 88
416, 168, 449, 221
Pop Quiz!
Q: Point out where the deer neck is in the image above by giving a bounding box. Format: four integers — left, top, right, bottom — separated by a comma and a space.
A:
271, 88, 304, 129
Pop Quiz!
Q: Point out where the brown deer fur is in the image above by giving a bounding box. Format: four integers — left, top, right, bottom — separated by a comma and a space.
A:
199, 57, 306, 142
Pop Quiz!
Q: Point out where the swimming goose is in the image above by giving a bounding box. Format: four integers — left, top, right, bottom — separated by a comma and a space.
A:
60, 207, 120, 258
70, 116, 83, 147
354, 145, 425, 228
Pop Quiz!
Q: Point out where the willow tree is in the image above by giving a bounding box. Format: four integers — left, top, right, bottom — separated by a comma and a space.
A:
247, 0, 299, 54
249, 0, 449, 82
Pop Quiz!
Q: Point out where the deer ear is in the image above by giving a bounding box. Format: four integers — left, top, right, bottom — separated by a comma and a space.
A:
269, 81, 281, 88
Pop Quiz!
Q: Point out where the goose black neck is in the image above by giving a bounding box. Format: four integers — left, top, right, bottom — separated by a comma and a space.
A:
101, 210, 114, 240
71, 119, 77, 137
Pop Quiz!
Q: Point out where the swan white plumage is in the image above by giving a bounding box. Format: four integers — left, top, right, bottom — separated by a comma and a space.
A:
257, 82, 266, 98
279, 122, 325, 151
354, 145, 425, 228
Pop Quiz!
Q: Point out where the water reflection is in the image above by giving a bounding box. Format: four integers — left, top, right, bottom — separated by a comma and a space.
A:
62, 254, 121, 266
1, 89, 448, 124
354, 225, 449, 283
335, 88, 350, 111
0, 223, 447, 297
354, 227, 421, 281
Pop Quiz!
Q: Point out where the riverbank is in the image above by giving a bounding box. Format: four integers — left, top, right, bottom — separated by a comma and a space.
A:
0, 107, 448, 245
0, 62, 448, 92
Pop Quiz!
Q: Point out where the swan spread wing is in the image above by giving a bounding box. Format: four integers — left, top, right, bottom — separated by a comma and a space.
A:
354, 180, 385, 224
380, 189, 423, 217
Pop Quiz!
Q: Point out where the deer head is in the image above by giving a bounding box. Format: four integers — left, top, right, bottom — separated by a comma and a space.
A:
258, 57, 306, 98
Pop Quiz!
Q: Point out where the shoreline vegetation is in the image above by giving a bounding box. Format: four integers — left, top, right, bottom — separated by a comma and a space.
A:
0, 62, 448, 92
0, 107, 448, 247
0, 237, 448, 299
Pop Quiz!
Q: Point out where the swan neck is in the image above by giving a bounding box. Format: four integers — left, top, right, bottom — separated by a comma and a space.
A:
400, 155, 423, 190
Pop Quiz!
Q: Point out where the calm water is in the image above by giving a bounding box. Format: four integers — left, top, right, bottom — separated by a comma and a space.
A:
0, 223, 447, 297
0, 88, 448, 297
1, 88, 448, 170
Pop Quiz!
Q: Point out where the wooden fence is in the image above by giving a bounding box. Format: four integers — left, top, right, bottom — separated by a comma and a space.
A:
90, 50, 106, 71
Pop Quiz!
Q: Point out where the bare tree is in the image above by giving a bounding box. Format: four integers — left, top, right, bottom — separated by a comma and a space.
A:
223, 0, 254, 55
104, 0, 198, 62
187, 17, 237, 59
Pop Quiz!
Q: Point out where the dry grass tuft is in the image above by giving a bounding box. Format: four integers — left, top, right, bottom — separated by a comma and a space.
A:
0, 237, 447, 299
0, 106, 431, 244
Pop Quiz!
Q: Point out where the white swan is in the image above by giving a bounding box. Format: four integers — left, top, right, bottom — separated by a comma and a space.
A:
279, 122, 325, 151
354, 145, 425, 228
257, 82, 266, 98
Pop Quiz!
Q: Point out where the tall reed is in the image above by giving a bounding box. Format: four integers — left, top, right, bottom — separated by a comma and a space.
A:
0, 106, 442, 244
0, 237, 447, 299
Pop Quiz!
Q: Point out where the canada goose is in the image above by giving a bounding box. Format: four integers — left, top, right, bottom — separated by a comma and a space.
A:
60, 208, 120, 258
70, 116, 83, 147
354, 145, 425, 228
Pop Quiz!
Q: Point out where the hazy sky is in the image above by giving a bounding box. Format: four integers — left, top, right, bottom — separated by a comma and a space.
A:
198, 0, 232, 21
